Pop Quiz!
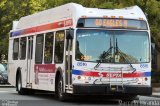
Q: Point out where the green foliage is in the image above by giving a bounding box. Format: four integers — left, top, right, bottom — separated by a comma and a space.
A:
0, 0, 160, 61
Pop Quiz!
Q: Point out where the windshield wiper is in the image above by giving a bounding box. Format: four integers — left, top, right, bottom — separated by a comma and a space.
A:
94, 60, 102, 70
94, 38, 136, 72
94, 38, 113, 70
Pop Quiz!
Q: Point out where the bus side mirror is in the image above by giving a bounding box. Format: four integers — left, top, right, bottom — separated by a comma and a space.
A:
66, 28, 74, 39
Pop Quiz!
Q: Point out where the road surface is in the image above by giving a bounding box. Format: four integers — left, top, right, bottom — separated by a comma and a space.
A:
0, 87, 159, 106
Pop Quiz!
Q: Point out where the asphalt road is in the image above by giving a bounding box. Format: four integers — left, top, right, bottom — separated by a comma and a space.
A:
0, 87, 160, 106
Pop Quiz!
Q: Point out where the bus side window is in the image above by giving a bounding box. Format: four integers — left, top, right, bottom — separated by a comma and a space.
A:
20, 37, 27, 60
13, 38, 19, 60
35, 34, 44, 64
54, 31, 65, 63
44, 32, 54, 63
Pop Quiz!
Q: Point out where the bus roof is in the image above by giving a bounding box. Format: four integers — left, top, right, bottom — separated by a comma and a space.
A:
11, 3, 147, 34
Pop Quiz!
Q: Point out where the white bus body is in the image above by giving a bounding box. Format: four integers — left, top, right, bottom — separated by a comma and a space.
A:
8, 3, 152, 100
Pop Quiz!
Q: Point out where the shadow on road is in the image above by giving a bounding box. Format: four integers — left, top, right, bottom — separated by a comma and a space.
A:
28, 92, 120, 105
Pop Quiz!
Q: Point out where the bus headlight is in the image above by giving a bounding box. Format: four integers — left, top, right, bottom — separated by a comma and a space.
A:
77, 76, 86, 80
77, 76, 91, 81
136, 78, 143, 84
81, 76, 86, 80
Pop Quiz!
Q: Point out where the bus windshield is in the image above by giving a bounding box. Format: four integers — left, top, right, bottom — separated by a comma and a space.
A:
76, 29, 150, 63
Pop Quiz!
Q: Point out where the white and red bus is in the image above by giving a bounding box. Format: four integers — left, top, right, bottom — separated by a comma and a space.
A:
8, 3, 152, 101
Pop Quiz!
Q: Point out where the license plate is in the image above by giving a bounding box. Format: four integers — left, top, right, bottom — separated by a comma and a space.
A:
110, 73, 122, 78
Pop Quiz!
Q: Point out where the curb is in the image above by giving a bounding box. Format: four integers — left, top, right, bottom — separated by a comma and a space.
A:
152, 87, 160, 92
0, 84, 15, 88
150, 95, 160, 98
150, 92, 160, 98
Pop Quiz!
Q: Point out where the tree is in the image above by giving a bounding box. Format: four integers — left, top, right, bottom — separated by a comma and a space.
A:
0, 0, 160, 61
0, 0, 47, 61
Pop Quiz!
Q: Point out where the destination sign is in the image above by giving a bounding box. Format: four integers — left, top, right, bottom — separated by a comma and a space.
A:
77, 18, 147, 30
95, 19, 128, 28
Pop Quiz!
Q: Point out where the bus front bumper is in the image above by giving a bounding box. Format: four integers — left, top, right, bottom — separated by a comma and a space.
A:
72, 84, 152, 95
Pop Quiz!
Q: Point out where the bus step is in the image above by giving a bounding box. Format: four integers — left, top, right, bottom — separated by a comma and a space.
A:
26, 83, 32, 88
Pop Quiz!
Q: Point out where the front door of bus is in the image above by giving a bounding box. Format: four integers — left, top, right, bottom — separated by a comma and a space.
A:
65, 37, 72, 89
26, 36, 33, 87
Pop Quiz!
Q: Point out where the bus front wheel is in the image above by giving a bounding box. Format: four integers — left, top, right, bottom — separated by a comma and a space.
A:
57, 76, 68, 101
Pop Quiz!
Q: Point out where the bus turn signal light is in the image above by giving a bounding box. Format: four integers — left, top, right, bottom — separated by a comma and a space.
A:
145, 77, 148, 81
119, 16, 123, 18
77, 76, 81, 79
81, 15, 87, 18
139, 18, 143, 20
103, 16, 108, 18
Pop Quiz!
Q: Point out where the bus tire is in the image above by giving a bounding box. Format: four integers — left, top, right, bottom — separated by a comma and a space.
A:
16, 74, 26, 95
57, 76, 68, 101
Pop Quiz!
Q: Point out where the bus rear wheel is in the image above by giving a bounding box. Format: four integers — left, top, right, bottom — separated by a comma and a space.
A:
16, 75, 35, 95
17, 75, 26, 95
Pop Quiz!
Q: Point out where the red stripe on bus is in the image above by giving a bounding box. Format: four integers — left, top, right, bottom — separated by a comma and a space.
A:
73, 70, 149, 78
11, 19, 73, 37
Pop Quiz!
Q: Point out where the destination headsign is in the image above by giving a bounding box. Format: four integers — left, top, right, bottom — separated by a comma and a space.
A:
77, 18, 147, 30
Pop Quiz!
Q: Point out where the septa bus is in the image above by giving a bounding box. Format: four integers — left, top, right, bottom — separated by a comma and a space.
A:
8, 3, 152, 101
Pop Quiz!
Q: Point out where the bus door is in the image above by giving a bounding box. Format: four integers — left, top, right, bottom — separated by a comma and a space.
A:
26, 36, 33, 88
65, 29, 73, 90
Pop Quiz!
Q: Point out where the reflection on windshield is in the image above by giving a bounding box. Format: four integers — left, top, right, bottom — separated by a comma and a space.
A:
99, 38, 138, 63
76, 29, 149, 63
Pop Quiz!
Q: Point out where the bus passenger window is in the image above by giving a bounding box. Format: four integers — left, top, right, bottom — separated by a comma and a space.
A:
44, 32, 54, 63
13, 38, 19, 60
54, 31, 65, 63
20, 37, 26, 60
35, 34, 44, 64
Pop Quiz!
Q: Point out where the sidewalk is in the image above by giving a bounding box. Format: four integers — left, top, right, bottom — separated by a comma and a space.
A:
152, 83, 160, 97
